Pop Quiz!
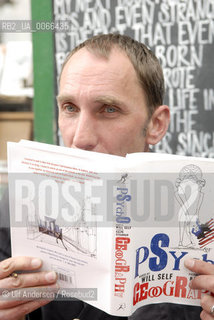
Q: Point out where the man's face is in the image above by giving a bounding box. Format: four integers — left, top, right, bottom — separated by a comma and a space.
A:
58, 47, 150, 157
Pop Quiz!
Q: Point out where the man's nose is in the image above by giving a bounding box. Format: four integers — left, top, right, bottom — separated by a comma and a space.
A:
72, 113, 98, 151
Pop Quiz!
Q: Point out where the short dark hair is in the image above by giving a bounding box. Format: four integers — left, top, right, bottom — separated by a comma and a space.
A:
60, 33, 165, 116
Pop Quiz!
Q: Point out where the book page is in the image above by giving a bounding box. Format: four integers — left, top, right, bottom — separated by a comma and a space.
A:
8, 141, 126, 314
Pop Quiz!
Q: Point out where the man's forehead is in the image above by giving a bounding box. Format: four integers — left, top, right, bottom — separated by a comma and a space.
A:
62, 46, 133, 73
58, 45, 146, 108
57, 93, 124, 106
59, 50, 138, 94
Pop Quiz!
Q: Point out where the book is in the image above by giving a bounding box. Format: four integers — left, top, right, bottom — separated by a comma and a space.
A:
7, 140, 214, 316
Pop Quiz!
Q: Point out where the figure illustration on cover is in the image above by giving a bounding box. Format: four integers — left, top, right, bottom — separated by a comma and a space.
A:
175, 164, 214, 249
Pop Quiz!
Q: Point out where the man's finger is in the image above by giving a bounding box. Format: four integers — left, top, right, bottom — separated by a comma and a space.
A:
0, 283, 58, 309
200, 310, 214, 320
190, 275, 214, 292
0, 257, 42, 279
184, 259, 214, 276
200, 294, 214, 316
0, 271, 57, 289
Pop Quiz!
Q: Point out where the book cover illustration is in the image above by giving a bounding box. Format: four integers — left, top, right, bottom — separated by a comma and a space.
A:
175, 164, 214, 250
26, 200, 97, 257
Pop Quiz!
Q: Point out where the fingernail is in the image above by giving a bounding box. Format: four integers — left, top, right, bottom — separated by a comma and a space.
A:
31, 258, 42, 268
1, 261, 10, 271
184, 259, 195, 269
45, 271, 57, 283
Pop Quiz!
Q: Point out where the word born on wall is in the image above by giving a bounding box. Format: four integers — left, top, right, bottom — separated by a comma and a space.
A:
53, 0, 214, 157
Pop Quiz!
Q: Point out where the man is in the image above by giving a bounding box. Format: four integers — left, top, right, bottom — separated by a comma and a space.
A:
0, 33, 212, 320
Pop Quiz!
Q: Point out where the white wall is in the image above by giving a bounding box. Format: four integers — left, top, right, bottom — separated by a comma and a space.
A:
0, 0, 31, 43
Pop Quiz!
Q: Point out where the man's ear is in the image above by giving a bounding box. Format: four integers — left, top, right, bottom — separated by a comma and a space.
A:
145, 105, 170, 145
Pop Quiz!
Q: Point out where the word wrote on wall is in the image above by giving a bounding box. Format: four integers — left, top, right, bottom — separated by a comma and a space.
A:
53, 0, 214, 157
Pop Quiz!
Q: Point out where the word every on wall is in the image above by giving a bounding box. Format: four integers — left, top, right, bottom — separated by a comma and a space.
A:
53, 0, 214, 157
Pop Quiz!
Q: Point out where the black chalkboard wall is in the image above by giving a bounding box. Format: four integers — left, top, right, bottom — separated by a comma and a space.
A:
53, 0, 214, 157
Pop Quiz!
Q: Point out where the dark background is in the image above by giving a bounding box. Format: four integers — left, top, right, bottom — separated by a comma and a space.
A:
53, 0, 214, 157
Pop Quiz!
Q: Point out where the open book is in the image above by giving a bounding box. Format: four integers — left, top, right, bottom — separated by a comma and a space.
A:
7, 140, 214, 316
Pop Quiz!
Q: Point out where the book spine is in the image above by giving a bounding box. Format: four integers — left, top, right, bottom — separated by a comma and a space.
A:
110, 177, 133, 316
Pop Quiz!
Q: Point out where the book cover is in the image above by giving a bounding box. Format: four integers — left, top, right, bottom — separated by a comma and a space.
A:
7, 140, 214, 316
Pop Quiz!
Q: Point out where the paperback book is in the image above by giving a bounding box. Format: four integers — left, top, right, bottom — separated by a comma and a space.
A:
7, 140, 214, 316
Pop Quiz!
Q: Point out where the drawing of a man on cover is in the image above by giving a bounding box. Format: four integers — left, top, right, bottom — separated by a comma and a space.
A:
175, 164, 206, 248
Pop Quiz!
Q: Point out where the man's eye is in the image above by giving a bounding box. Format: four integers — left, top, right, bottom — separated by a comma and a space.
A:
104, 106, 117, 113
62, 104, 77, 112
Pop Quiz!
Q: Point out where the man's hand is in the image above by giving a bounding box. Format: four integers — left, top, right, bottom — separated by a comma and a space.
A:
0, 256, 58, 320
185, 259, 214, 320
